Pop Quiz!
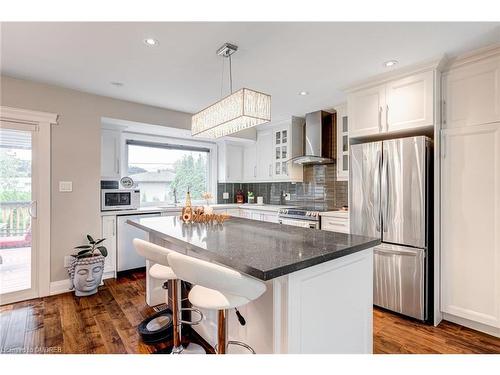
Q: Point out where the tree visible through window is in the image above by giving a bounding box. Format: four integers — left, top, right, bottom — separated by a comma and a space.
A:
126, 142, 209, 206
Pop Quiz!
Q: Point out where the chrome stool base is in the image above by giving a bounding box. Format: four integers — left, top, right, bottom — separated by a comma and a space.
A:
170, 342, 206, 355
215, 309, 256, 354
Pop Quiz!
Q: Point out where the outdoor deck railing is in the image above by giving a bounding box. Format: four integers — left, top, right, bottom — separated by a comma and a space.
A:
0, 201, 31, 237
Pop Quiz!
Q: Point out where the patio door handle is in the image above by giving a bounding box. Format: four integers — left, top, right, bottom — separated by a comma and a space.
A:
28, 200, 38, 219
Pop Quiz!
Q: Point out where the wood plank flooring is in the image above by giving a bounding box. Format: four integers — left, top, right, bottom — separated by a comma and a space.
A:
1, 271, 500, 354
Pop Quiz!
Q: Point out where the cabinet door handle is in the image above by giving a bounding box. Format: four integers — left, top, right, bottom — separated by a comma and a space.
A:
441, 133, 446, 159
254, 165, 256, 178
116, 159, 120, 175
385, 104, 389, 130
442, 99, 447, 125
378, 106, 382, 131
269, 164, 272, 177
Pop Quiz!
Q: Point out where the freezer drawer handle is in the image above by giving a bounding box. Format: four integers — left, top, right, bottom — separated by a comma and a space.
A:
374, 247, 424, 257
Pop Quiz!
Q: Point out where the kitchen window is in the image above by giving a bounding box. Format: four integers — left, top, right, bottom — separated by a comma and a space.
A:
126, 139, 211, 207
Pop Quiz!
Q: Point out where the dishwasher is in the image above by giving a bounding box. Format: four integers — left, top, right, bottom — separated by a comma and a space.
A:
116, 212, 162, 272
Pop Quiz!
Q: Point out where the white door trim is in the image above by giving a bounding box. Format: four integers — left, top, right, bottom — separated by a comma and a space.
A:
0, 106, 58, 303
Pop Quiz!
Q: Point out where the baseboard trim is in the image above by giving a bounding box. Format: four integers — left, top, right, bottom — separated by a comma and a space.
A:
443, 313, 500, 338
49, 272, 115, 296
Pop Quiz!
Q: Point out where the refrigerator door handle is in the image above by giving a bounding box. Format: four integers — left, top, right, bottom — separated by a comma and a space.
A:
381, 148, 389, 233
374, 150, 381, 232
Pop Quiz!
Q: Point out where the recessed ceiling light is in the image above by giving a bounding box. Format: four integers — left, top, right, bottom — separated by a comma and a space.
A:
299, 91, 309, 96
144, 38, 159, 46
384, 60, 398, 68
110, 81, 123, 87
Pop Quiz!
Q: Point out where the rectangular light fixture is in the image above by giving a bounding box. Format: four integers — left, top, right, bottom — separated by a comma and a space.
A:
192, 88, 271, 138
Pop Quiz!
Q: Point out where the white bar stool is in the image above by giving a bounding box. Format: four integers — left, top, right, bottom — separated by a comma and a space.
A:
133, 239, 205, 354
168, 252, 267, 354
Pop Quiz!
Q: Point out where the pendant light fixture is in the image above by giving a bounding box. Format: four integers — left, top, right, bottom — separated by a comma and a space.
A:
191, 43, 271, 138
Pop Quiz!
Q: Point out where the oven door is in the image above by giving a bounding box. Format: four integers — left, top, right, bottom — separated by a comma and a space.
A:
101, 190, 134, 211
279, 217, 319, 229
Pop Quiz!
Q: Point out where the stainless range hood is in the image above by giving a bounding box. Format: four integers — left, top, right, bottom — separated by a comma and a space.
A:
291, 110, 335, 165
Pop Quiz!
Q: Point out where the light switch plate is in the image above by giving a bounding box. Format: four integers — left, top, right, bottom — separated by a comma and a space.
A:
59, 181, 73, 192
223, 192, 229, 199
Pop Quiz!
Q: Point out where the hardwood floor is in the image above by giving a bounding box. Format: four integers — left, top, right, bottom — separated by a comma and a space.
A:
1, 272, 500, 354
374, 307, 500, 354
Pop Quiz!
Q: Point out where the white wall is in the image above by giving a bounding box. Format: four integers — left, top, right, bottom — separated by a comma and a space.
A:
0, 75, 198, 282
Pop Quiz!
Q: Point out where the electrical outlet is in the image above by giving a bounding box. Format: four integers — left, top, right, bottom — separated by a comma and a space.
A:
223, 192, 229, 199
64, 255, 74, 268
284, 193, 291, 201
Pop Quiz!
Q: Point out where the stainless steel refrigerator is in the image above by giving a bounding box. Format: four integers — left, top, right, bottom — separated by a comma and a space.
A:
350, 136, 432, 321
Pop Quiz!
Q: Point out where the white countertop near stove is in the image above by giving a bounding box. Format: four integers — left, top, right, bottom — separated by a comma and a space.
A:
100, 203, 295, 216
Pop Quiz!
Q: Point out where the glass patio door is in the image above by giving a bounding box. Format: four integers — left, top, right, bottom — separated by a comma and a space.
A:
0, 122, 38, 303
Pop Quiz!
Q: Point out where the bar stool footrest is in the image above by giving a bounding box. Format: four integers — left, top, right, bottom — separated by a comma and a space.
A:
227, 340, 256, 354
179, 307, 203, 325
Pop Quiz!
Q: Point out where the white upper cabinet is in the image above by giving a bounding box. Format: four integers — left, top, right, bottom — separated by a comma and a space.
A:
248, 118, 304, 182
243, 143, 257, 181
386, 70, 434, 132
347, 68, 436, 138
335, 103, 349, 181
101, 129, 121, 179
443, 55, 500, 129
348, 84, 386, 137
256, 130, 274, 181
217, 142, 243, 183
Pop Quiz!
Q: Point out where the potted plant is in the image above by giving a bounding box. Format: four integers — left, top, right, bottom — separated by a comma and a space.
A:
247, 191, 255, 204
67, 235, 108, 296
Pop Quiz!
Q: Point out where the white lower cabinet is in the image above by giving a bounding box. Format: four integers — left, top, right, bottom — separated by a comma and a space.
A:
321, 213, 349, 234
101, 216, 117, 276
441, 122, 500, 331
236, 209, 279, 223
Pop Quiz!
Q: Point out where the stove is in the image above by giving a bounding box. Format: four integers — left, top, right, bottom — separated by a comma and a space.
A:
278, 207, 322, 229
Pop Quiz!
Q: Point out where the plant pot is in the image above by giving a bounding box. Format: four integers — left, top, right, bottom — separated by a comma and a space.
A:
67, 255, 105, 297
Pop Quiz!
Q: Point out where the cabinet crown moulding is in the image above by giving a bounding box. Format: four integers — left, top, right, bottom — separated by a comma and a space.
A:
342, 57, 445, 94
442, 43, 500, 71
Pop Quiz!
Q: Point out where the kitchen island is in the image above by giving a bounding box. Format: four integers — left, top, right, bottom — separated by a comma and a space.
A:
128, 216, 380, 354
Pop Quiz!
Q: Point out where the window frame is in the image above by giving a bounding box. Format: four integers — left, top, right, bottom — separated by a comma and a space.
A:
122, 131, 217, 206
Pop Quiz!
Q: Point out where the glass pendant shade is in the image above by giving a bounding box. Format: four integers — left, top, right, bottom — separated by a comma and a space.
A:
192, 88, 271, 138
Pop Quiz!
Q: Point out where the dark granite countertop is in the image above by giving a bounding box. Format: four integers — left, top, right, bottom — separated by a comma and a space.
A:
127, 216, 380, 281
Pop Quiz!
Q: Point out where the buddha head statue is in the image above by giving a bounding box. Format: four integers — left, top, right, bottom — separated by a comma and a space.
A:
68, 255, 105, 296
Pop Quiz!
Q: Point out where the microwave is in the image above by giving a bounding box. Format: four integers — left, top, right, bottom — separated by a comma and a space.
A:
101, 189, 140, 211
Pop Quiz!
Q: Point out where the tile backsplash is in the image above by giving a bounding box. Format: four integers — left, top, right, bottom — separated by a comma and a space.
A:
217, 164, 348, 211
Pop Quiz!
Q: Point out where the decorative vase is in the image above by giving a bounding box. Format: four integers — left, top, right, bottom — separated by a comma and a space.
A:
67, 255, 105, 296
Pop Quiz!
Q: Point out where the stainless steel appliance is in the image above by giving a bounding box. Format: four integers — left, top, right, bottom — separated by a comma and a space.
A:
101, 188, 140, 211
116, 212, 162, 272
278, 207, 321, 229
350, 136, 432, 321
290, 111, 335, 165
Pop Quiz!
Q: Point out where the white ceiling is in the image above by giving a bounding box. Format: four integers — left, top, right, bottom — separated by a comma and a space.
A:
2, 22, 500, 125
